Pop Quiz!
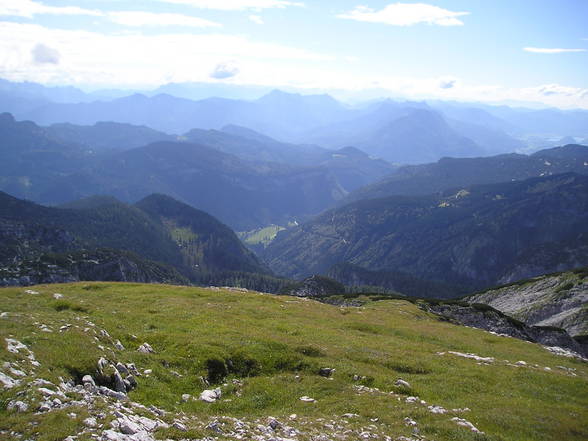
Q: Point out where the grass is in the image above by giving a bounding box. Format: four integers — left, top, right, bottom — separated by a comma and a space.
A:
238, 225, 286, 247
0, 282, 587, 441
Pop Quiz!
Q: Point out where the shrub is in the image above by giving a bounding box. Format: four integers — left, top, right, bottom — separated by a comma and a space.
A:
205, 358, 228, 384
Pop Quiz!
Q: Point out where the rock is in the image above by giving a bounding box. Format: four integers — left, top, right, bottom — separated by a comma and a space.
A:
84, 417, 98, 428
98, 386, 127, 400
404, 417, 418, 427
199, 388, 222, 403
126, 375, 137, 389
113, 368, 127, 393
126, 363, 140, 377
137, 343, 154, 354
24, 289, 39, 294
428, 405, 447, 414
53, 293, 63, 299
98, 357, 109, 372
268, 417, 281, 430
115, 340, 125, 351
82, 375, 96, 386
38, 401, 52, 412
0, 372, 18, 388
116, 362, 129, 376
447, 351, 495, 363
451, 417, 484, 433
181, 394, 192, 402
143, 369, 152, 375
395, 379, 411, 388
117, 417, 142, 435
342, 413, 358, 418
318, 367, 336, 377
7, 401, 28, 412
173, 421, 188, 432
299, 396, 316, 402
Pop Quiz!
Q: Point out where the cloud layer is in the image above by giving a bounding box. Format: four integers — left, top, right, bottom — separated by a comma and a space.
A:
338, 3, 469, 26
108, 11, 221, 28
524, 47, 586, 54
0, 0, 101, 18
156, 0, 303, 10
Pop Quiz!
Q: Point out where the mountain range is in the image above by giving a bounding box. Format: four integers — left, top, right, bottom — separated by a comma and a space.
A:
263, 173, 588, 290
0, 112, 392, 230
4, 78, 588, 165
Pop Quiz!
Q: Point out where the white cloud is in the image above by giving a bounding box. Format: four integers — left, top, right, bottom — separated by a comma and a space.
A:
337, 3, 469, 26
0, 0, 101, 18
157, 0, 303, 10
0, 22, 333, 87
210, 61, 240, 79
32, 43, 60, 64
249, 15, 264, 24
524, 47, 586, 54
108, 11, 221, 28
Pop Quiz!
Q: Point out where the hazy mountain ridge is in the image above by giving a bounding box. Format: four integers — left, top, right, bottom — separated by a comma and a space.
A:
347, 144, 588, 203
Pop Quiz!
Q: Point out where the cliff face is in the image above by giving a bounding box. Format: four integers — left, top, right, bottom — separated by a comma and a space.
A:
466, 268, 588, 337
424, 302, 586, 357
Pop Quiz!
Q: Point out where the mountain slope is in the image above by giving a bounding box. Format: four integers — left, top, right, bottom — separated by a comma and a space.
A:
298, 105, 486, 163
0, 191, 269, 286
135, 194, 267, 275
184, 127, 395, 192
348, 144, 588, 203
466, 267, 588, 337
0, 282, 586, 441
263, 174, 588, 289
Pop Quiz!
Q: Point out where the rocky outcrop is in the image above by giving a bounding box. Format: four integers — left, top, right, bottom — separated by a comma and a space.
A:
288, 275, 345, 298
424, 302, 587, 357
0, 249, 188, 287
466, 268, 588, 337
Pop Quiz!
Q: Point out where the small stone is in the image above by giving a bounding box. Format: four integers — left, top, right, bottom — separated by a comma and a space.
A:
7, 401, 28, 412
342, 413, 358, 418
319, 367, 336, 377
114, 340, 125, 351
173, 421, 188, 432
299, 396, 316, 402
144, 369, 152, 375
181, 394, 192, 402
395, 378, 411, 388
38, 402, 52, 412
84, 417, 98, 428
515, 360, 527, 366
53, 293, 64, 299
268, 417, 281, 430
97, 357, 109, 372
82, 375, 96, 386
137, 343, 154, 354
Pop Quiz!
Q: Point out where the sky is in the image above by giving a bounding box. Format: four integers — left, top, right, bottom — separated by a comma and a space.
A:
0, 0, 587, 108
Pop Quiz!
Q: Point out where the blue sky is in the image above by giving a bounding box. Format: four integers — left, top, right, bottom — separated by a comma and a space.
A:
0, 0, 587, 107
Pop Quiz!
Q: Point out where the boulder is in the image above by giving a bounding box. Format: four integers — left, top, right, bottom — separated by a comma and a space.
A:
199, 388, 222, 403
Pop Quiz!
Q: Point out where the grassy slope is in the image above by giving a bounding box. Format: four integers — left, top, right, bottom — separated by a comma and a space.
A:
0, 282, 587, 441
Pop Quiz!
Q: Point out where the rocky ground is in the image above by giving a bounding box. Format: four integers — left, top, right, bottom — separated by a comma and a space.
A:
467, 268, 588, 336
